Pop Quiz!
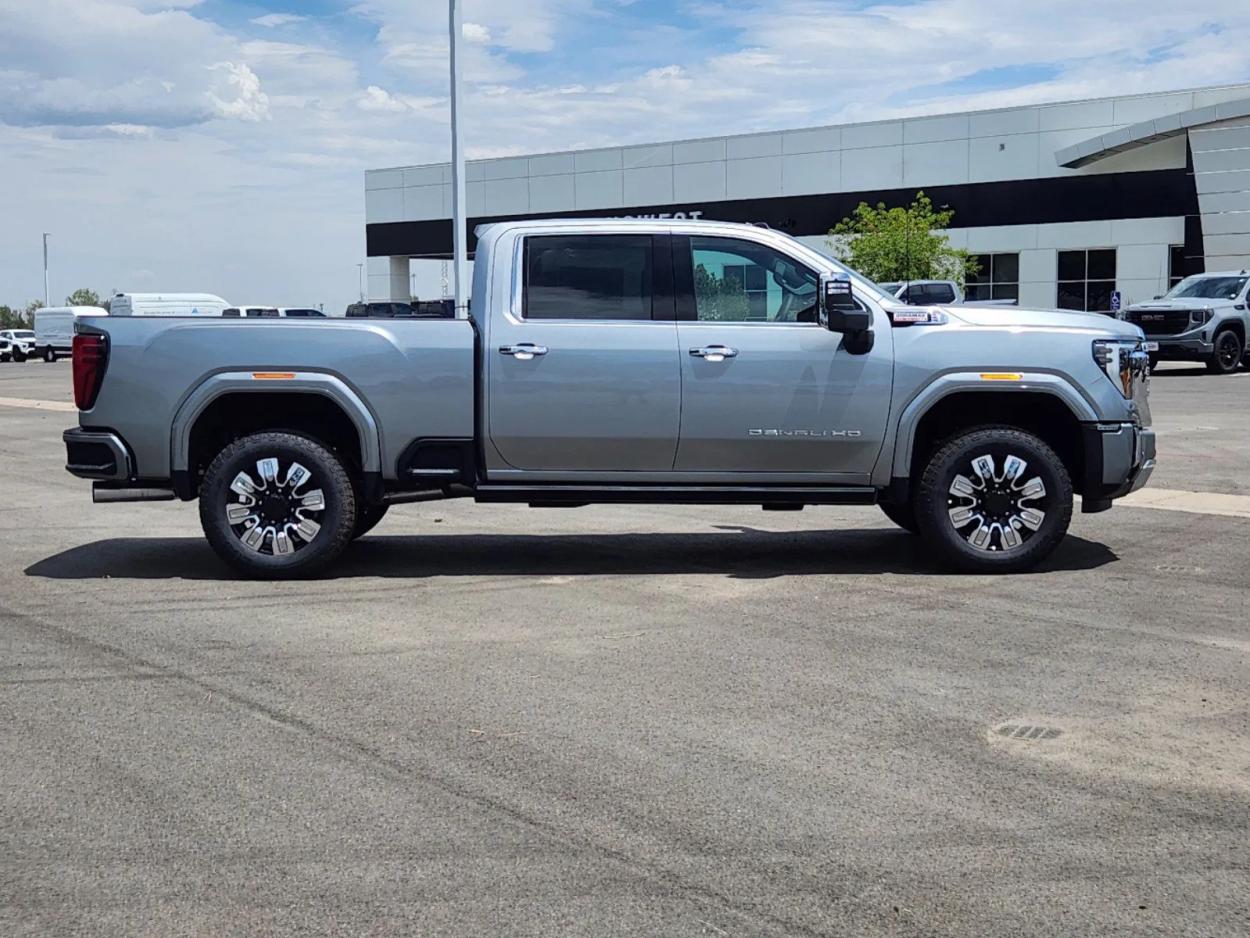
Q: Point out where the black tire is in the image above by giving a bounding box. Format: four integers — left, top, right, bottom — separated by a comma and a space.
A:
199, 431, 356, 578
914, 426, 1073, 573
12, 349, 26, 363
1147, 352, 1159, 371
43, 347, 56, 363
879, 500, 919, 534
352, 503, 390, 540
1206, 328, 1243, 375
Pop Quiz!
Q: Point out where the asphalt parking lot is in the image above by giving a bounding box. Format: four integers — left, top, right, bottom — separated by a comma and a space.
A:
2, 361, 1248, 937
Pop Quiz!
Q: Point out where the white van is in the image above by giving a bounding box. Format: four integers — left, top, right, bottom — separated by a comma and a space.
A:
34, 306, 109, 361
109, 293, 230, 317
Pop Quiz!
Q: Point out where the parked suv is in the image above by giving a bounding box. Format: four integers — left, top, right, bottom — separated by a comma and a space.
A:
880, 280, 1016, 307
0, 329, 37, 362
1123, 271, 1250, 374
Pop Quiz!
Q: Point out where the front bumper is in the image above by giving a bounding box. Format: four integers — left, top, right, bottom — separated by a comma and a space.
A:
64, 427, 132, 481
1150, 334, 1213, 358
1080, 423, 1155, 512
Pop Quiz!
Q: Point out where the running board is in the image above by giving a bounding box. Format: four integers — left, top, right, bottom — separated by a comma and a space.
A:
473, 484, 877, 506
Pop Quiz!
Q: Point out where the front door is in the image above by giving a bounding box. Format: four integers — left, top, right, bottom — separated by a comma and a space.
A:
487, 232, 681, 472
673, 234, 893, 479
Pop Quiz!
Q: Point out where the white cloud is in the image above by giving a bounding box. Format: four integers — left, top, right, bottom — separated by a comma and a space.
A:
462, 22, 491, 44
251, 13, 306, 28
207, 62, 270, 122
358, 85, 407, 112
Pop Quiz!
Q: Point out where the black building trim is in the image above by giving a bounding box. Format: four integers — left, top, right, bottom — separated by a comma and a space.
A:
367, 167, 1200, 258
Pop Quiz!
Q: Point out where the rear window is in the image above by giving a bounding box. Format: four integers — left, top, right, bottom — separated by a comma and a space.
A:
524, 234, 653, 320
223, 308, 241, 317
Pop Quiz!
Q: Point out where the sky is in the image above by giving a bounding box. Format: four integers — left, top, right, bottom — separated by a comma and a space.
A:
2, 0, 1250, 313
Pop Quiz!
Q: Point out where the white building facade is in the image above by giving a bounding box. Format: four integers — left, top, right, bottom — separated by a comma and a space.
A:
365, 83, 1250, 311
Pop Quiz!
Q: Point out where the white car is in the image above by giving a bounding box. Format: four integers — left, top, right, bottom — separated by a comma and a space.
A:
0, 329, 37, 362
879, 280, 1017, 307
222, 306, 328, 318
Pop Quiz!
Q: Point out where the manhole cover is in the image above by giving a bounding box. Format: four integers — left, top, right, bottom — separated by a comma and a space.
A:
996, 723, 1062, 741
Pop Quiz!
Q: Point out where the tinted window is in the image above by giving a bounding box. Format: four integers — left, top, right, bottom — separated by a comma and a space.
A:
283, 308, 323, 318
1057, 251, 1085, 281
525, 235, 653, 320
689, 236, 817, 322
223, 308, 241, 317
923, 283, 956, 304
1088, 249, 1116, 280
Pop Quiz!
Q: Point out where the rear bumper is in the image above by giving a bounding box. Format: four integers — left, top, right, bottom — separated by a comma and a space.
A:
64, 427, 132, 481
1080, 423, 1155, 511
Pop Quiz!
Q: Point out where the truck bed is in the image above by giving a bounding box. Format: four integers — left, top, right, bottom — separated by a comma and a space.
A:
78, 317, 476, 481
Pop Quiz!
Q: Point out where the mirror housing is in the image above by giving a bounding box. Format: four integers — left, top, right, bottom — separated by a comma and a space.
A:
821, 273, 874, 353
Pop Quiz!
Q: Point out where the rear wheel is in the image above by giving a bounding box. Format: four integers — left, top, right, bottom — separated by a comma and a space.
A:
43, 347, 56, 363
199, 431, 356, 578
915, 427, 1073, 573
1206, 328, 1243, 374
879, 500, 919, 534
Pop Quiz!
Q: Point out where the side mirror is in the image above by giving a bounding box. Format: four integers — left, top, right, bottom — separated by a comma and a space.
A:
821, 273, 874, 354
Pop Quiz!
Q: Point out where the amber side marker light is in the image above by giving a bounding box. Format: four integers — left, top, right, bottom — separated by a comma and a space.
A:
979, 373, 1023, 381
252, 372, 296, 380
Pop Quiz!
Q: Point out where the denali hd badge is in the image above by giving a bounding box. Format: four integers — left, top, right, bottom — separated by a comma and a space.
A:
748, 428, 863, 438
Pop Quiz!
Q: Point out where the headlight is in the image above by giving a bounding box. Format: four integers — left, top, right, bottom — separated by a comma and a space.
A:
1189, 308, 1213, 326
1093, 339, 1149, 399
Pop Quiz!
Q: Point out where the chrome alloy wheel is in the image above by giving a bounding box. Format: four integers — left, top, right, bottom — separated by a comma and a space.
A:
946, 453, 1047, 553
225, 457, 326, 555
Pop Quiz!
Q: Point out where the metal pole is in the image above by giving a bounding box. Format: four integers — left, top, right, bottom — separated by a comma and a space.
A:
42, 233, 50, 307
356, 263, 364, 302
448, 0, 469, 318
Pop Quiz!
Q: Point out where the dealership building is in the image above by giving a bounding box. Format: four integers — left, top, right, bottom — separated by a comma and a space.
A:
365, 82, 1250, 310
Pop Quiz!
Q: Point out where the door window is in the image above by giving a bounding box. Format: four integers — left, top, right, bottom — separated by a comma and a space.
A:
688, 237, 817, 323
524, 235, 653, 321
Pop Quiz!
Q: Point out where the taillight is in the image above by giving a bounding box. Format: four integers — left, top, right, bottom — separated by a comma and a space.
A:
72, 334, 108, 411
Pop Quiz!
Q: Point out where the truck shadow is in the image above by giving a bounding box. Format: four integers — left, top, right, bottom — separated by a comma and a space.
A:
25, 528, 1118, 581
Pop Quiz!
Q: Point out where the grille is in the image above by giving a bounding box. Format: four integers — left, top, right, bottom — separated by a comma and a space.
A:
1128, 309, 1192, 336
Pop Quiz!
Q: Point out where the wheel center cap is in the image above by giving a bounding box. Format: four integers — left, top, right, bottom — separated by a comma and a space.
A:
983, 489, 1012, 517
259, 493, 288, 524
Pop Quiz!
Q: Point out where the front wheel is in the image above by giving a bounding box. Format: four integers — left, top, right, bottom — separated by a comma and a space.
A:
199, 431, 356, 578
12, 349, 26, 363
1207, 328, 1243, 375
914, 427, 1073, 573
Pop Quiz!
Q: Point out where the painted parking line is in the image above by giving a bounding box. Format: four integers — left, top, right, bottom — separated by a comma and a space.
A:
0, 396, 76, 413
1117, 488, 1250, 519
3, 393, 1248, 521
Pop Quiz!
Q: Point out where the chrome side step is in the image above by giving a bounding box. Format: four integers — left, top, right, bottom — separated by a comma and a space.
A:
92, 484, 177, 503
474, 484, 877, 506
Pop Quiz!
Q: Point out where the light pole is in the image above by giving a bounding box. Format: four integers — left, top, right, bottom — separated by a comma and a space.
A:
448, 0, 468, 318
356, 263, 364, 302
42, 233, 50, 307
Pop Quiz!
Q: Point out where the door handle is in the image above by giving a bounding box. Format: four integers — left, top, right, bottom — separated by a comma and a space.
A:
689, 345, 738, 363
499, 343, 548, 361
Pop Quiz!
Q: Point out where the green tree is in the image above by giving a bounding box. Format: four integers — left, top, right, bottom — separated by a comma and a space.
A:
66, 288, 101, 307
692, 263, 751, 321
827, 191, 978, 286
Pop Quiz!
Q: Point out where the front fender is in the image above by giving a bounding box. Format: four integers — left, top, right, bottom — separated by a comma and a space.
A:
888, 372, 1098, 479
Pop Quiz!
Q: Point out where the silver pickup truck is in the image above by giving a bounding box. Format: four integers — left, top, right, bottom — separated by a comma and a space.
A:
64, 218, 1154, 577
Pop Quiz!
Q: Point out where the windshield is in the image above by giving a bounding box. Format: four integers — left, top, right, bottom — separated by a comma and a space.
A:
793, 238, 897, 302
1165, 275, 1248, 300
14, 331, 34, 339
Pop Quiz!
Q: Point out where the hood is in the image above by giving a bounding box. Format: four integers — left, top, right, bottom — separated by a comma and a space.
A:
1127, 298, 1227, 312
946, 305, 1143, 340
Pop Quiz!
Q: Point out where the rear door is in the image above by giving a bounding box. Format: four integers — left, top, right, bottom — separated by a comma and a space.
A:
487, 232, 681, 472
672, 233, 893, 478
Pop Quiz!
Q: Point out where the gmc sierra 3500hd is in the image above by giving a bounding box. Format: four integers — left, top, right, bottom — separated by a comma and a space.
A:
64, 219, 1154, 577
